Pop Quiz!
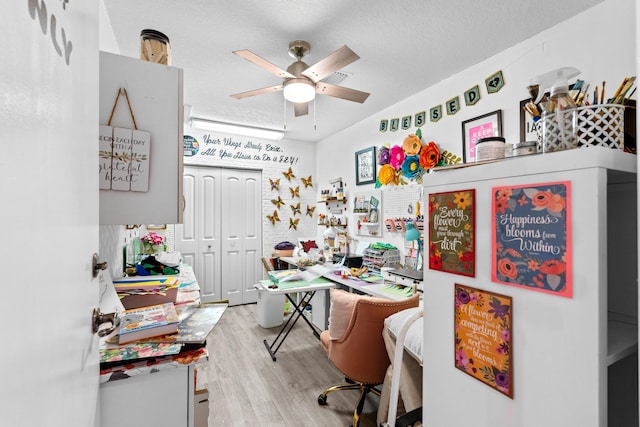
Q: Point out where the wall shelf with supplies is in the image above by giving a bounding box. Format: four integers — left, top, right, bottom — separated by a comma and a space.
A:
353, 190, 382, 237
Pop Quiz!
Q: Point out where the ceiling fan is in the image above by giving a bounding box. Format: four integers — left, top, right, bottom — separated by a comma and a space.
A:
230, 40, 370, 117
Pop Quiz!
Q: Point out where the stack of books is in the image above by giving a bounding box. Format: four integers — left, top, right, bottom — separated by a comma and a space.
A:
117, 302, 180, 344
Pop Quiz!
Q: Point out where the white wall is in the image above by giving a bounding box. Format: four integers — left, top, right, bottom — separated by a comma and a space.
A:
182, 128, 317, 260
316, 0, 635, 260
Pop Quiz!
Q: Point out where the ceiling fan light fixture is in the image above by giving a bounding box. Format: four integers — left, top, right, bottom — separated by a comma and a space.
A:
283, 78, 315, 103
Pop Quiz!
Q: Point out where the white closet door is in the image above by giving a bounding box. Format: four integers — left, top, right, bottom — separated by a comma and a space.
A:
175, 167, 222, 302
198, 168, 223, 302
220, 169, 261, 305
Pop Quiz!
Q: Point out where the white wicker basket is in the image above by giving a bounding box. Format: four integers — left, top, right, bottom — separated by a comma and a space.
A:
536, 105, 625, 152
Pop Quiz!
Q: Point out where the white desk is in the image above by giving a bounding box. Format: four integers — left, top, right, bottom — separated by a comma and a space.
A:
257, 277, 336, 361
278, 256, 417, 301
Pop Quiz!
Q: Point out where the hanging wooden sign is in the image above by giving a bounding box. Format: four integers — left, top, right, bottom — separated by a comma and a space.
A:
98, 125, 113, 189
100, 88, 151, 193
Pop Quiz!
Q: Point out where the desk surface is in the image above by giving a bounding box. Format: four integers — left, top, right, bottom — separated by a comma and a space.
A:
257, 277, 336, 294
277, 257, 415, 301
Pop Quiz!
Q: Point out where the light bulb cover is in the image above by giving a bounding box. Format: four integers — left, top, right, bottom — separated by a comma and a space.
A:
283, 78, 316, 103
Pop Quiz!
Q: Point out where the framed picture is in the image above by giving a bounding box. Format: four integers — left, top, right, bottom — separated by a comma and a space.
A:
355, 146, 376, 185
428, 189, 475, 277
461, 110, 503, 163
492, 181, 572, 298
454, 284, 513, 398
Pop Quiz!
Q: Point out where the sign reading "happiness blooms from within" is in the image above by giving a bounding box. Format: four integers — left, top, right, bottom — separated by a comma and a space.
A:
491, 181, 572, 298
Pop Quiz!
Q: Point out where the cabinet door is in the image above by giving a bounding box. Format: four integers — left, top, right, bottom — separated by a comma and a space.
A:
99, 51, 184, 225
101, 365, 194, 427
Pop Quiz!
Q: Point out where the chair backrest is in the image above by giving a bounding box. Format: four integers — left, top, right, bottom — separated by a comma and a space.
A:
327, 293, 420, 385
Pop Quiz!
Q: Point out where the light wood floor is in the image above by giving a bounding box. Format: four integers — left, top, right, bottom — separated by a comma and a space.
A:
200, 303, 380, 427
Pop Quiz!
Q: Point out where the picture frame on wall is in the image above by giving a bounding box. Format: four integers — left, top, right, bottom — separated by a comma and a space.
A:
461, 109, 503, 163
355, 146, 376, 185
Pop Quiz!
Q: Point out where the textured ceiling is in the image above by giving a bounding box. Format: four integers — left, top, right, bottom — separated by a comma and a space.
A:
102, 0, 603, 142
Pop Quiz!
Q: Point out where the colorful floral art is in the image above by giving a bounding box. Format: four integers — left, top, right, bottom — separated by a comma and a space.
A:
376, 129, 441, 187
492, 181, 572, 298
428, 190, 475, 277
454, 284, 513, 398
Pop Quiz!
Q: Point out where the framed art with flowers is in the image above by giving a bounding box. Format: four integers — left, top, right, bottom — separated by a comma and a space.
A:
355, 146, 376, 185
428, 189, 475, 277
461, 109, 502, 163
454, 284, 513, 398
492, 181, 572, 298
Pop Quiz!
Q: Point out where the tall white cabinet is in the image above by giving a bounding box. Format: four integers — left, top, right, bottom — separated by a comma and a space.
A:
422, 148, 637, 426
99, 51, 184, 225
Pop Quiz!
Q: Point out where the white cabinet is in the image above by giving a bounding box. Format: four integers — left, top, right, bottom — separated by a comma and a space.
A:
99, 51, 184, 225
422, 148, 637, 427
100, 364, 194, 427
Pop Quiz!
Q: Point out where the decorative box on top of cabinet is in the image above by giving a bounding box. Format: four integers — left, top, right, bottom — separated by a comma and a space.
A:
421, 148, 637, 427
99, 51, 184, 225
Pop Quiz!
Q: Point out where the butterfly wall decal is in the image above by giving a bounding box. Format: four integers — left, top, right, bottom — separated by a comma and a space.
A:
271, 196, 284, 209
269, 178, 280, 191
290, 203, 301, 216
301, 175, 313, 189
289, 186, 300, 199
282, 167, 295, 182
289, 218, 300, 230
266, 210, 280, 225
306, 205, 316, 217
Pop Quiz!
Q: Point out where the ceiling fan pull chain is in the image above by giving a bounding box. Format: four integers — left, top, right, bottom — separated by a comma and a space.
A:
283, 97, 287, 130
313, 97, 317, 131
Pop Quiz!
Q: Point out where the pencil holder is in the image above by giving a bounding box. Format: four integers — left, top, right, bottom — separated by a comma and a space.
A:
537, 105, 625, 152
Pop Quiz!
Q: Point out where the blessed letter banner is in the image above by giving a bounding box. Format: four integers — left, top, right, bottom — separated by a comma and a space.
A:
492, 181, 572, 298
454, 284, 513, 398
428, 189, 475, 277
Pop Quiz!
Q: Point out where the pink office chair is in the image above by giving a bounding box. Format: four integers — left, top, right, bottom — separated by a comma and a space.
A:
317, 289, 420, 427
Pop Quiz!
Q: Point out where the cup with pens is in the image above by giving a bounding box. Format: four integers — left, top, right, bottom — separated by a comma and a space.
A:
528, 76, 635, 152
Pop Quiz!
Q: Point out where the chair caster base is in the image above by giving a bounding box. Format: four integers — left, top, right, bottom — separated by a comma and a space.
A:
317, 394, 327, 405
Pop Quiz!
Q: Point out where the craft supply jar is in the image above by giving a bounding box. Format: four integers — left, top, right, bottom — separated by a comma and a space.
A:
475, 136, 505, 161
140, 29, 171, 65
512, 141, 541, 157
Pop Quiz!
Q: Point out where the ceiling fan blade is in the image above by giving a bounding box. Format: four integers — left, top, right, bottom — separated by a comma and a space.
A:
316, 82, 370, 103
302, 45, 359, 82
233, 49, 295, 79
293, 102, 309, 117
230, 84, 284, 100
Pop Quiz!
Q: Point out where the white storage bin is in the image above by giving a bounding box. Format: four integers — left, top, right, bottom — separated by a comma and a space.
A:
256, 289, 285, 328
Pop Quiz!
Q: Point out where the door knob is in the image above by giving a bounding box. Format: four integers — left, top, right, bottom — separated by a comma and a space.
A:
92, 307, 119, 337
92, 253, 108, 278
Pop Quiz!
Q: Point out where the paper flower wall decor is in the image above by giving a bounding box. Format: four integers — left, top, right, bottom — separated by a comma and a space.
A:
376, 128, 443, 187
301, 175, 313, 188
289, 218, 300, 230
289, 186, 300, 198
306, 205, 316, 217
282, 167, 295, 181
271, 196, 284, 209
266, 210, 280, 225
290, 202, 301, 216
269, 178, 280, 191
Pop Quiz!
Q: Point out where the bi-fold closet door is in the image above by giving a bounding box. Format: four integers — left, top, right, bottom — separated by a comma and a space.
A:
175, 166, 261, 306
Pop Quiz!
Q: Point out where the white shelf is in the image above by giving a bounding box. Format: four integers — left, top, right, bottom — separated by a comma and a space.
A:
608, 318, 638, 366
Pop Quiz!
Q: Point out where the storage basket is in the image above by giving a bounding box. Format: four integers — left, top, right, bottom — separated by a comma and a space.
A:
536, 105, 625, 152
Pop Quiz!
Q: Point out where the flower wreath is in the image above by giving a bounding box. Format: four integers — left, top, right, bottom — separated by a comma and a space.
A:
376, 129, 442, 187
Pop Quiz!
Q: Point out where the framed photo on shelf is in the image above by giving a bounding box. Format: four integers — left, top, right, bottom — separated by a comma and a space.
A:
355, 146, 376, 185
461, 109, 503, 163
